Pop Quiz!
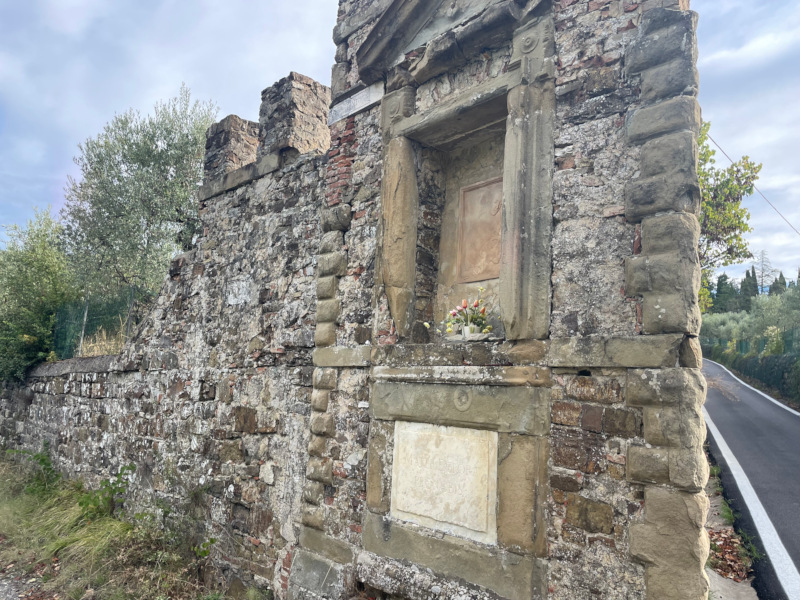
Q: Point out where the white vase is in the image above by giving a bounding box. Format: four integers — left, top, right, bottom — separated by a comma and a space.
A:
462, 324, 478, 340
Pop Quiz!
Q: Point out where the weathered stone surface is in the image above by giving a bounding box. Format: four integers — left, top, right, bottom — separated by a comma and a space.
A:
497, 435, 547, 555
366, 424, 390, 513
317, 252, 348, 277
310, 390, 329, 412
316, 275, 337, 300
203, 115, 259, 183
287, 550, 347, 600
626, 19, 696, 74
642, 292, 701, 335
680, 336, 703, 368
299, 527, 354, 565
626, 368, 706, 407
380, 136, 419, 338
312, 368, 337, 390
321, 205, 352, 232
258, 72, 330, 157
372, 365, 550, 386
565, 493, 614, 534
306, 456, 333, 484
310, 413, 335, 437
314, 322, 336, 347
641, 58, 699, 103
362, 513, 544, 600
628, 446, 670, 484
371, 382, 550, 435
391, 421, 498, 544
630, 487, 709, 600
624, 171, 700, 222
626, 96, 701, 144
313, 346, 371, 368
316, 299, 341, 323
548, 335, 683, 368
501, 76, 554, 340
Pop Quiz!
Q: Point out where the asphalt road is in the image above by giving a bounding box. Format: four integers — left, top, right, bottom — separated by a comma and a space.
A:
704, 360, 800, 600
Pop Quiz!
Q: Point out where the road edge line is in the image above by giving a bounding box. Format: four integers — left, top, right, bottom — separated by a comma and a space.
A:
706, 359, 800, 418
704, 406, 800, 599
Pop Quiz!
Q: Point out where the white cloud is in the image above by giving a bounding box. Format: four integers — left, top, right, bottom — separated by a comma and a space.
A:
38, 0, 109, 37
699, 27, 800, 71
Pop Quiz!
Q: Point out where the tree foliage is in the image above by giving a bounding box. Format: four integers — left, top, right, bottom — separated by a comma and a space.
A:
697, 122, 762, 311
0, 210, 78, 380
61, 85, 217, 296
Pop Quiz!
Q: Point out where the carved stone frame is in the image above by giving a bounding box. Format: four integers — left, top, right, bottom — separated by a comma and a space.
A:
377, 16, 555, 341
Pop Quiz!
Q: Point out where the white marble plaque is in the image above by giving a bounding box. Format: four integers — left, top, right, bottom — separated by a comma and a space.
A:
391, 421, 497, 544
328, 82, 385, 125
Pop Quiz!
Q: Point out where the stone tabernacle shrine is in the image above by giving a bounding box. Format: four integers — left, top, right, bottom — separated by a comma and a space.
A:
1, 0, 710, 598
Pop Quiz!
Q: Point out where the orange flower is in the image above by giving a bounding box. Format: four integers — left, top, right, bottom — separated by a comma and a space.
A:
462, 299, 468, 308
480, 306, 486, 315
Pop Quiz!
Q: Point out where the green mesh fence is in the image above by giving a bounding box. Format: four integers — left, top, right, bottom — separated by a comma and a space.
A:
53, 287, 153, 359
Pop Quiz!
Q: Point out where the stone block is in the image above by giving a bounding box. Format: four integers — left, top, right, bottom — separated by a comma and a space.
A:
580, 405, 603, 433
312, 368, 337, 390
381, 136, 418, 337
627, 445, 670, 484
308, 435, 327, 458
310, 413, 335, 437
626, 20, 696, 74
626, 367, 705, 407
641, 212, 700, 259
412, 31, 466, 84
680, 336, 703, 368
366, 428, 390, 513
564, 375, 623, 405
317, 276, 337, 300
312, 346, 371, 367
301, 505, 325, 530
299, 526, 354, 565
317, 252, 347, 277
625, 254, 700, 297
642, 293, 701, 335
669, 447, 709, 492
641, 58, 699, 103
310, 390, 329, 412
371, 382, 550, 436
626, 96, 701, 144
550, 428, 605, 474
319, 231, 344, 254
321, 205, 352, 232
258, 72, 331, 157
643, 403, 704, 449
548, 335, 683, 368
306, 457, 333, 485
314, 322, 337, 347
640, 6, 696, 36
303, 481, 324, 505
497, 435, 548, 555
503, 340, 548, 364
640, 131, 697, 179
380, 87, 415, 139
232, 406, 258, 434
565, 493, 614, 534
287, 549, 346, 600
624, 172, 700, 222
630, 486, 709, 600
316, 299, 341, 323
552, 401, 582, 427
604, 408, 640, 438
362, 513, 544, 600
203, 115, 259, 183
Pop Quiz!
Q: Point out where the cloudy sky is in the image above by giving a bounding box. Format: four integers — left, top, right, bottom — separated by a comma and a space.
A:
1, 0, 798, 282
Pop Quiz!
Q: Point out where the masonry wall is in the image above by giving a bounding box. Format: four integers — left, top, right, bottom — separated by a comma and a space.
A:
1, 1, 709, 599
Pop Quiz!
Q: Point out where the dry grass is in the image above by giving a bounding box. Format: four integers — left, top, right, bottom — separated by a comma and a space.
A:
0, 459, 224, 600
79, 323, 125, 357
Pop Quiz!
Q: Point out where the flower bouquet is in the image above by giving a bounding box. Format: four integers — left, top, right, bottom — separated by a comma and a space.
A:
427, 287, 494, 340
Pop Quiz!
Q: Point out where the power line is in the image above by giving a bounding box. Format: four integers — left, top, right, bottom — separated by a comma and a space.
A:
707, 133, 800, 239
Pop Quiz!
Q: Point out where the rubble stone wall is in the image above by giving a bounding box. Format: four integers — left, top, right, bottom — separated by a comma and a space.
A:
2, 1, 708, 599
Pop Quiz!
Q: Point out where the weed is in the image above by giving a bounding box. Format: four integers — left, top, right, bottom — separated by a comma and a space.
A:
709, 465, 721, 478
6, 441, 61, 496
738, 531, 764, 562
191, 537, 217, 559
719, 497, 738, 525
78, 463, 136, 518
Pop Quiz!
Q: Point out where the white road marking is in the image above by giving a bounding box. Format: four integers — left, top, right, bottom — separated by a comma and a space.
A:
704, 407, 800, 599
707, 359, 800, 418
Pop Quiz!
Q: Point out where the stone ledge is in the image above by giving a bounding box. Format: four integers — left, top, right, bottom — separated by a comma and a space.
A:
371, 365, 550, 386
197, 153, 280, 201
313, 346, 371, 367
547, 335, 683, 368
299, 526, 355, 565
362, 513, 545, 600
29, 355, 119, 377
371, 382, 550, 435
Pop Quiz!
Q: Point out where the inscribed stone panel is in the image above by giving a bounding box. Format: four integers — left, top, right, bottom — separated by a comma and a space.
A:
457, 177, 503, 283
391, 421, 498, 544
